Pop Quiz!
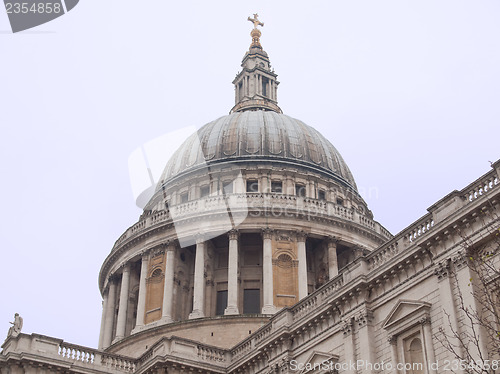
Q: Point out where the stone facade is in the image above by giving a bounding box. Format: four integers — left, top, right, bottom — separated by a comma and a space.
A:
2, 18, 500, 374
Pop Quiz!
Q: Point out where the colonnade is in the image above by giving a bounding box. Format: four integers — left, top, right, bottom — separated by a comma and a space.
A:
98, 230, 340, 349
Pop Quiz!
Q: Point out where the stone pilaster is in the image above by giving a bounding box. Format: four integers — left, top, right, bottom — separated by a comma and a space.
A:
114, 263, 131, 342
189, 235, 206, 319
262, 228, 276, 314
225, 229, 240, 315
297, 231, 308, 300
102, 276, 117, 348
133, 250, 150, 331
162, 241, 177, 322
356, 309, 375, 374
341, 319, 356, 374
327, 237, 339, 279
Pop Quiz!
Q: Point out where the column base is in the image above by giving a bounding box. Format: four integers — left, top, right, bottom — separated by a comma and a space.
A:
188, 310, 205, 319
261, 305, 276, 314
224, 306, 239, 315
131, 325, 144, 335
111, 336, 124, 345
161, 316, 173, 324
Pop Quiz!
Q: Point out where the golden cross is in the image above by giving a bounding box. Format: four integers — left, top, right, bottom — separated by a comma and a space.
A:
248, 13, 264, 29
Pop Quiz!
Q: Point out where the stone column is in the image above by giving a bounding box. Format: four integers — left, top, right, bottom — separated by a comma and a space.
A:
342, 319, 356, 374
434, 260, 461, 354
453, 253, 489, 360
102, 277, 117, 348
98, 294, 108, 349
189, 236, 206, 319
327, 237, 338, 279
388, 335, 399, 374
114, 264, 131, 342
356, 310, 376, 374
225, 229, 239, 315
261, 228, 276, 314
421, 317, 437, 374
162, 242, 176, 322
297, 231, 308, 300
133, 251, 149, 331
260, 173, 268, 193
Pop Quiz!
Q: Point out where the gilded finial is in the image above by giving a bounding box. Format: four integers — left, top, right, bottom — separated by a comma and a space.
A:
247, 13, 264, 48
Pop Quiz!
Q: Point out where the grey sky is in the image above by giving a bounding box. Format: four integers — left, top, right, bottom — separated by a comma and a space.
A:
1, 1, 499, 349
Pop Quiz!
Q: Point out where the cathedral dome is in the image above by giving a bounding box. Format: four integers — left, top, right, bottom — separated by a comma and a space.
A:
158, 110, 357, 192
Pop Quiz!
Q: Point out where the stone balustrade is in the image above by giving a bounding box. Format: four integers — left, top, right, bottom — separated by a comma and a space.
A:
463, 169, 499, 203
110, 193, 390, 253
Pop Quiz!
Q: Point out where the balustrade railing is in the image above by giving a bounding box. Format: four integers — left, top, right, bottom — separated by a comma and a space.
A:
58, 342, 135, 372
464, 171, 499, 203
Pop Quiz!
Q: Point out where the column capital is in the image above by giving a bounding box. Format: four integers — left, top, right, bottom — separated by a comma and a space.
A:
119, 262, 131, 273
296, 230, 308, 242
355, 309, 374, 327
452, 251, 468, 270
434, 260, 451, 281
139, 248, 151, 258
419, 316, 431, 325
196, 233, 206, 244
164, 239, 180, 251
228, 229, 240, 241
326, 236, 339, 247
387, 334, 397, 345
261, 227, 274, 240
341, 319, 353, 336
152, 244, 165, 257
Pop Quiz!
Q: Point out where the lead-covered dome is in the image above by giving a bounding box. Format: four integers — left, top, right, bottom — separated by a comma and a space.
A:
158, 110, 357, 191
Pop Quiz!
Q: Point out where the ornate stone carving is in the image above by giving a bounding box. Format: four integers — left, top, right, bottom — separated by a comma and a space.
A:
341, 320, 353, 336
355, 310, 373, 327
453, 251, 468, 270
387, 334, 397, 345
434, 260, 450, 280
262, 227, 274, 240
296, 230, 307, 242
228, 229, 239, 241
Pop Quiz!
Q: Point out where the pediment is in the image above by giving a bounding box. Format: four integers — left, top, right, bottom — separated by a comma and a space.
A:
382, 299, 431, 330
298, 350, 339, 374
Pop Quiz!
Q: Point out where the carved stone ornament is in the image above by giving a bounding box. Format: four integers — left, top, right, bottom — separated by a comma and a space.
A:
341, 320, 353, 335
434, 260, 450, 280
228, 229, 239, 241
262, 227, 274, 240
452, 251, 468, 270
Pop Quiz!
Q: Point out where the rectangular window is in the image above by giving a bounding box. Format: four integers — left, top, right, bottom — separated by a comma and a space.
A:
336, 198, 344, 206
271, 181, 282, 193
246, 179, 259, 193
296, 184, 306, 197
318, 189, 326, 200
216, 290, 228, 316
243, 289, 260, 314
200, 185, 210, 198
180, 192, 188, 203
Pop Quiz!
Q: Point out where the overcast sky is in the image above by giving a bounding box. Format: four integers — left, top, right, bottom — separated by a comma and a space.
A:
1, 1, 499, 349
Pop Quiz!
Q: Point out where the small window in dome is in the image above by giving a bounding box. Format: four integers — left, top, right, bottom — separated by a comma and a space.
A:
318, 189, 326, 201
271, 181, 282, 193
296, 184, 306, 197
200, 185, 210, 198
246, 180, 259, 193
